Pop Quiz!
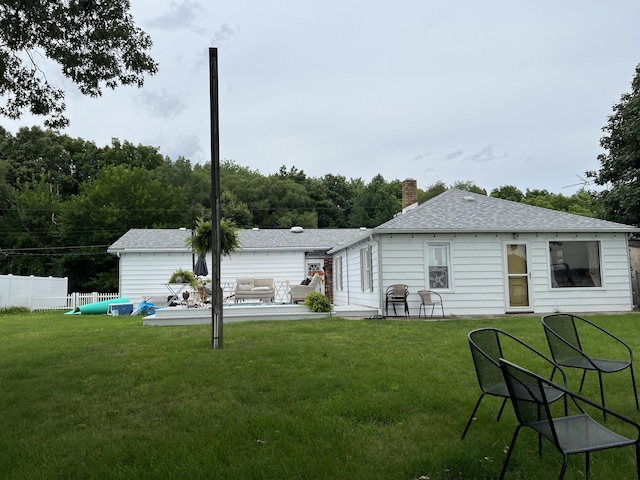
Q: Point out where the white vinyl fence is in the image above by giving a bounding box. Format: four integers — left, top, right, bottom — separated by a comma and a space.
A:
0, 274, 118, 311
31, 292, 121, 311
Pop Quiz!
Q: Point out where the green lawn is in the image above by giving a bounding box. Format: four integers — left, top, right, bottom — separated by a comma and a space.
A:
1, 311, 640, 479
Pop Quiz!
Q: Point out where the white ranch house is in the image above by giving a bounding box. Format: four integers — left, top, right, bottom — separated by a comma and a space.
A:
330, 189, 640, 316
108, 188, 639, 317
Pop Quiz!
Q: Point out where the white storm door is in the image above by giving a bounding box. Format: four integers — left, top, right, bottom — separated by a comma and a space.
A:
506, 243, 531, 310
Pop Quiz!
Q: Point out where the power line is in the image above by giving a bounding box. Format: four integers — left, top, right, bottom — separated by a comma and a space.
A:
0, 245, 109, 253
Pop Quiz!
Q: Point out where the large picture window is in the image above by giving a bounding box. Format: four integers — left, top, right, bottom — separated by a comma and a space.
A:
427, 244, 450, 289
549, 241, 602, 288
360, 246, 372, 292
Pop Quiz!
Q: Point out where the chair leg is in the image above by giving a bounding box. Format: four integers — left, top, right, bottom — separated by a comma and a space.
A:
597, 371, 607, 420
461, 393, 485, 440
579, 369, 588, 392
630, 364, 639, 411
558, 453, 568, 480
499, 426, 521, 480
585, 451, 590, 480
496, 397, 508, 421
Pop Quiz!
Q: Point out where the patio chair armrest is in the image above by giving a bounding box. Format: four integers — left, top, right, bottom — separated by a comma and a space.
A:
545, 328, 601, 370
580, 316, 634, 361
501, 358, 640, 437
499, 331, 569, 388
565, 386, 640, 435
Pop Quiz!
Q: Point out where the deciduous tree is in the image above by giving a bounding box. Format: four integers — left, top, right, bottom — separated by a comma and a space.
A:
0, 0, 157, 128
588, 63, 640, 226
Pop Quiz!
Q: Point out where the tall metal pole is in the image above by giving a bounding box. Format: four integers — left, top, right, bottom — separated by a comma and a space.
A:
209, 47, 223, 349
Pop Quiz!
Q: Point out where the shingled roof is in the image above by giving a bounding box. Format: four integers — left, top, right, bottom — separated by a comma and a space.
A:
375, 189, 638, 234
108, 190, 639, 255
108, 227, 367, 253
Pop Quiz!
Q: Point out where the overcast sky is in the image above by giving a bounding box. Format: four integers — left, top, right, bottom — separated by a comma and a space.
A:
6, 1, 640, 194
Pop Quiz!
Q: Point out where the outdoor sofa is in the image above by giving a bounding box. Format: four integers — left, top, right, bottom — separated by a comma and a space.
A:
234, 278, 275, 303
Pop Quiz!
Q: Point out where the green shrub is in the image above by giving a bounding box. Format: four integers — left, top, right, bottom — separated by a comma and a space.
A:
303, 292, 331, 312
0, 306, 30, 314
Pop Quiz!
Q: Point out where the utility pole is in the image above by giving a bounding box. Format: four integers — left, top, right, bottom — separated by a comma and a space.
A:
209, 47, 223, 349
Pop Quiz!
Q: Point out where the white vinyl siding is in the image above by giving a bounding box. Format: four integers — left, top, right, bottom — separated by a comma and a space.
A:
333, 231, 634, 316
331, 241, 378, 307
118, 250, 305, 305
118, 251, 193, 306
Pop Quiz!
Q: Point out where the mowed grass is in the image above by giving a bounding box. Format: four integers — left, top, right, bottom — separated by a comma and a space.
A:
1, 311, 640, 479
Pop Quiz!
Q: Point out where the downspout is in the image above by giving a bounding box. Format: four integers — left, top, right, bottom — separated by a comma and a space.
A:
626, 233, 635, 309
345, 246, 350, 305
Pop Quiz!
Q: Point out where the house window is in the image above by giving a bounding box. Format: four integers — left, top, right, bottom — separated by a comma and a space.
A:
360, 245, 372, 292
426, 244, 450, 289
549, 241, 602, 288
306, 261, 323, 277
335, 256, 343, 291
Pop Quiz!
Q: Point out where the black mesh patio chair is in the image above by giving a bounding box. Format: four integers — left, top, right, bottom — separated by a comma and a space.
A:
499, 359, 640, 480
461, 328, 567, 440
417, 289, 444, 318
542, 313, 639, 418
385, 284, 409, 317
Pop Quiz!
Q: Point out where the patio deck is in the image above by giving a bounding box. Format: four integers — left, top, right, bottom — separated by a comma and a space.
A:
143, 302, 379, 326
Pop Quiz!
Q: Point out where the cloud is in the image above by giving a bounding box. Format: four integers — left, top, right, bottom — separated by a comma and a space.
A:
153, 134, 204, 162
211, 24, 239, 45
445, 149, 463, 161
135, 89, 187, 119
412, 153, 431, 161
463, 145, 508, 163
147, 1, 206, 33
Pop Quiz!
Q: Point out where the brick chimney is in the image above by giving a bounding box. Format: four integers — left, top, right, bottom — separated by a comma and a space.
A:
402, 178, 418, 209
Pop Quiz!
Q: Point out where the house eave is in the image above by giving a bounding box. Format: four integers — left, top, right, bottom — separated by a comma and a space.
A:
107, 248, 190, 255
108, 246, 335, 255
372, 228, 640, 235
327, 227, 639, 254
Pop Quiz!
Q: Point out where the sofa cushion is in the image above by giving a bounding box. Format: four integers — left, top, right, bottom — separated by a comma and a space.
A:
236, 278, 254, 290
251, 286, 271, 291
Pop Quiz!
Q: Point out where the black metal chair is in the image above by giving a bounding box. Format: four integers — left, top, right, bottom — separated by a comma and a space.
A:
499, 359, 640, 480
385, 284, 409, 317
462, 328, 566, 440
542, 313, 639, 418
417, 289, 444, 318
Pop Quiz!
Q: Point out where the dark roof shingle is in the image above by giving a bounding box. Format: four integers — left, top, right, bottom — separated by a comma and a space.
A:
376, 189, 637, 233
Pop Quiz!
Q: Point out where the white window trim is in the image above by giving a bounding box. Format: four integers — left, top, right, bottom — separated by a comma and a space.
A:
335, 256, 343, 292
360, 245, 372, 292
